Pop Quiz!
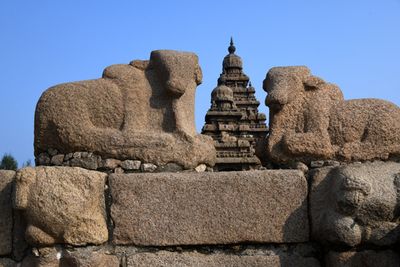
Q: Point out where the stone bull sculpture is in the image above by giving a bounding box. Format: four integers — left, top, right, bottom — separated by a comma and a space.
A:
263, 66, 400, 164
35, 50, 216, 169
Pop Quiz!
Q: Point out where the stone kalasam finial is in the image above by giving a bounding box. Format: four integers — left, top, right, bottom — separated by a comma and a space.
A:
223, 38, 242, 71
263, 66, 400, 164
34, 50, 216, 169
228, 37, 236, 54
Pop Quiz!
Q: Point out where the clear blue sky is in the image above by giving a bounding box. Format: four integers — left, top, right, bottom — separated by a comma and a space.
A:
1, 1, 399, 166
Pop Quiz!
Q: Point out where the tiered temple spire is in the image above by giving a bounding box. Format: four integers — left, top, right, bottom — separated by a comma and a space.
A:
202, 38, 268, 171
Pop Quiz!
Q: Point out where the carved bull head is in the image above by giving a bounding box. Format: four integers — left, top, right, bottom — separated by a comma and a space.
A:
150, 50, 203, 97
263, 66, 325, 111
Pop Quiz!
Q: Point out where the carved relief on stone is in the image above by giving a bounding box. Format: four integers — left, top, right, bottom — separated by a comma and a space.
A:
310, 161, 400, 247
14, 167, 108, 246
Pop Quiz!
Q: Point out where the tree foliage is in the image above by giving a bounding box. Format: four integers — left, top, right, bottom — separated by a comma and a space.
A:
0, 153, 18, 170
22, 159, 32, 168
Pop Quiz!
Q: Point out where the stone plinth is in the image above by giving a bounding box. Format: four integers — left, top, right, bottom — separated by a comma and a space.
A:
127, 251, 320, 267
110, 170, 309, 245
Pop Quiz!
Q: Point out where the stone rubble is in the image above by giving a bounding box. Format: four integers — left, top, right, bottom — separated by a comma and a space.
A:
36, 150, 214, 174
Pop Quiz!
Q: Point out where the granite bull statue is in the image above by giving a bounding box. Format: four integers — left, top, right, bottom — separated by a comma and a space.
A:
263, 66, 400, 164
35, 50, 216, 169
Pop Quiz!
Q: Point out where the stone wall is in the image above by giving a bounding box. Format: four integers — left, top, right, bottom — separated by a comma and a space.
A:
36, 149, 213, 174
10, 53, 399, 266
1, 161, 399, 266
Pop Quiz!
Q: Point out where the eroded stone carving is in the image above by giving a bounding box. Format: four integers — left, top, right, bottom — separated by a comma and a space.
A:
35, 50, 215, 169
310, 161, 400, 247
14, 167, 108, 246
263, 66, 400, 164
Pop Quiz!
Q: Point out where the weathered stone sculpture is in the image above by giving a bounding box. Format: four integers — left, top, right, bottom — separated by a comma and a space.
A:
310, 161, 400, 247
35, 50, 216, 169
14, 167, 108, 246
263, 66, 400, 164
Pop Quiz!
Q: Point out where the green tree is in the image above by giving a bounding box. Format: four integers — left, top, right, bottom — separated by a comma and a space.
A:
22, 159, 32, 168
0, 153, 18, 170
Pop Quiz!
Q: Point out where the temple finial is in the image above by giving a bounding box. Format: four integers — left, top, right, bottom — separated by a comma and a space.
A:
228, 37, 236, 54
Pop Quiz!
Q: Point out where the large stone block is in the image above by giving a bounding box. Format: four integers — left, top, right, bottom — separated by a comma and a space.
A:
310, 161, 400, 247
127, 250, 320, 267
14, 167, 108, 246
110, 170, 309, 245
325, 250, 399, 267
0, 170, 14, 256
263, 66, 400, 164
34, 50, 215, 169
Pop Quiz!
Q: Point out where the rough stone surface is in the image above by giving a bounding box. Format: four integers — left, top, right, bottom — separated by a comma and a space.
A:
194, 163, 207, 172
114, 167, 124, 174
21, 247, 59, 267
310, 161, 400, 247
34, 50, 216, 169
12, 210, 29, 261
140, 163, 157, 172
102, 158, 121, 169
48, 148, 58, 157
0, 258, 16, 267
36, 153, 50, 165
110, 170, 309, 245
263, 66, 400, 164
70, 156, 98, 170
14, 167, 108, 246
0, 170, 14, 256
62, 252, 119, 267
156, 163, 183, 172
127, 250, 320, 267
64, 153, 73, 161
50, 154, 64, 165
21, 247, 120, 267
325, 250, 399, 267
310, 161, 324, 168
121, 160, 141, 170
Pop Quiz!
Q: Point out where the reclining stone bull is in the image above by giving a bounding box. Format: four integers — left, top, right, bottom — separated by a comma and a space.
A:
263, 66, 400, 164
34, 50, 216, 169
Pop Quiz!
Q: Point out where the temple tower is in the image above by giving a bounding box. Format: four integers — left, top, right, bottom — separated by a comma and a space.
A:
202, 38, 268, 171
